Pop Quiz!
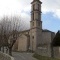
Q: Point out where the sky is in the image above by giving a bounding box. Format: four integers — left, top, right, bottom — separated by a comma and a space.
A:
0, 0, 60, 32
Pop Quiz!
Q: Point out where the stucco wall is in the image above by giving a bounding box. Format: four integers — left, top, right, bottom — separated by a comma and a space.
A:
18, 34, 28, 51
12, 30, 30, 51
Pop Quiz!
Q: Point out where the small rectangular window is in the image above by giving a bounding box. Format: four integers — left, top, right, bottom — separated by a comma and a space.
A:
32, 36, 34, 39
32, 22, 34, 26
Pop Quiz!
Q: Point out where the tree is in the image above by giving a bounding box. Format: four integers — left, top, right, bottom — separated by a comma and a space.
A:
52, 31, 60, 46
0, 16, 21, 55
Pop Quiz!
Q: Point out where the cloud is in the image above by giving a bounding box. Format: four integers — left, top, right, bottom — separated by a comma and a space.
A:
0, 0, 60, 19
0, 0, 22, 17
0, 0, 59, 32
19, 0, 60, 19
41, 0, 60, 18
21, 11, 30, 29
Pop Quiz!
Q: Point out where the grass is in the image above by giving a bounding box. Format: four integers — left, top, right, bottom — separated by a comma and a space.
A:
33, 53, 60, 60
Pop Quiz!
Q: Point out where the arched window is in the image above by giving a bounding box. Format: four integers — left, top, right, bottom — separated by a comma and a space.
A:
38, 13, 40, 20
38, 22, 40, 26
31, 13, 34, 20
33, 13, 34, 20
32, 22, 34, 26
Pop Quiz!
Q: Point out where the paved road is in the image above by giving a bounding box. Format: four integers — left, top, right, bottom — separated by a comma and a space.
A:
12, 52, 37, 60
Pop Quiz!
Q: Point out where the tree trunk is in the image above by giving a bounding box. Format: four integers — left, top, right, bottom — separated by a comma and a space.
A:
9, 48, 12, 56
0, 47, 1, 51
2, 46, 4, 53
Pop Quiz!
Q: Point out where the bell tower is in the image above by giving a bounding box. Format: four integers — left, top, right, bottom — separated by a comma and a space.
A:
30, 0, 42, 51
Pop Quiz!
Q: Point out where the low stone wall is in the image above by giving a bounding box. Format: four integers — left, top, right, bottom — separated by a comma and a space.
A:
36, 44, 51, 57
53, 47, 60, 58
36, 46, 60, 59
0, 51, 14, 60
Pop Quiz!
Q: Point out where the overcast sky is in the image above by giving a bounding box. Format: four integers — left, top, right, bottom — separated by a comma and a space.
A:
0, 0, 60, 32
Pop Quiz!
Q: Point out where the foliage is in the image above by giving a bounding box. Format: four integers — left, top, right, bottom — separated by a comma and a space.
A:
52, 31, 60, 46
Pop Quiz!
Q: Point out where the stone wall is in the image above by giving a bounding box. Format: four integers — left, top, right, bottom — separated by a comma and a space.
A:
42, 31, 51, 44
53, 47, 60, 58
0, 51, 14, 60
36, 31, 52, 57
36, 31, 55, 57
36, 44, 51, 57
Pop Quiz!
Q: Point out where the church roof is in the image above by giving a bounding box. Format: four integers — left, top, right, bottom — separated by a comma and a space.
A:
19, 29, 30, 33
42, 29, 54, 33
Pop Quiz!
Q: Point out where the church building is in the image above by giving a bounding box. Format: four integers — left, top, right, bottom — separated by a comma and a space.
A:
13, 0, 60, 58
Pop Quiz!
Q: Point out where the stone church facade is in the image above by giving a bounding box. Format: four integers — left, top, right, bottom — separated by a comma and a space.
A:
13, 0, 60, 58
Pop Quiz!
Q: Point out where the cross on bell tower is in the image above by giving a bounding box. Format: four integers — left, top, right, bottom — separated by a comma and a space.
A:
30, 0, 42, 51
